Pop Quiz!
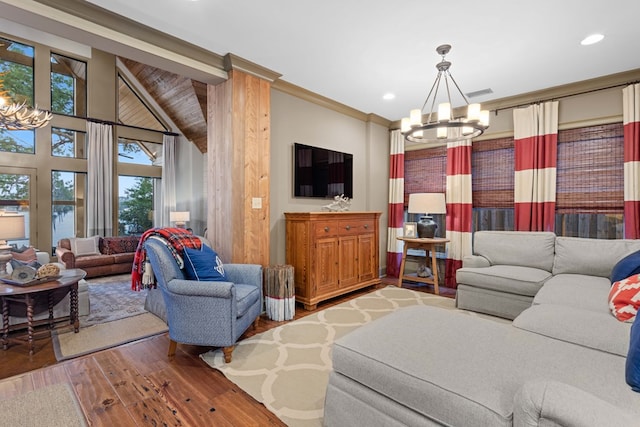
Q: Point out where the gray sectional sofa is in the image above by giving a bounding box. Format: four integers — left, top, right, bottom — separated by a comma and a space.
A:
323, 231, 640, 426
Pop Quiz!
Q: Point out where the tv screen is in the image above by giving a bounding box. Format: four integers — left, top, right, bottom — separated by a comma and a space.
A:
293, 143, 353, 198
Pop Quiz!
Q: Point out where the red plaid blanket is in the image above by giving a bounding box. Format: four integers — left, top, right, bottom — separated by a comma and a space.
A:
131, 227, 202, 291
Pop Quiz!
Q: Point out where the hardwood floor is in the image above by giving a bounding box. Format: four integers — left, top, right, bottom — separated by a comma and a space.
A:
0, 280, 453, 426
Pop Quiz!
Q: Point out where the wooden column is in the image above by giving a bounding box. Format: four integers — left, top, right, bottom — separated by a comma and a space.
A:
207, 66, 275, 266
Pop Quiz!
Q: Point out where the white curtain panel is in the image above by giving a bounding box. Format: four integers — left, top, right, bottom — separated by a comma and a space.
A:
160, 134, 177, 227
86, 121, 114, 237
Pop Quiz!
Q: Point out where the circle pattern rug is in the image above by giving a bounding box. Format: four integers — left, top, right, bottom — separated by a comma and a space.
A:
200, 286, 488, 427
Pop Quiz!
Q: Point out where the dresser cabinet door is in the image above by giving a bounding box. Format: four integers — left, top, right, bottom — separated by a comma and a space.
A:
314, 237, 339, 294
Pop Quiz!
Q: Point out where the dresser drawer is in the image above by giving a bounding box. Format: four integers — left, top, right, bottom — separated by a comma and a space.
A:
314, 221, 339, 237
338, 220, 374, 236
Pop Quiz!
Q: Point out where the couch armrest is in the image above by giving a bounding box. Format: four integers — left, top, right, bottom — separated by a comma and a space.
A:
462, 255, 490, 268
55, 247, 76, 269
513, 380, 637, 427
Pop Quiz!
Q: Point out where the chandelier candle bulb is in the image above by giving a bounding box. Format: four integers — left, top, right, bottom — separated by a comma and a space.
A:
467, 103, 481, 121
410, 109, 422, 126
437, 102, 451, 122
437, 127, 447, 139
401, 117, 411, 132
480, 110, 490, 127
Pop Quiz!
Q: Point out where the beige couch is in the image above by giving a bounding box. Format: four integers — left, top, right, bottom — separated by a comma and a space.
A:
56, 236, 139, 278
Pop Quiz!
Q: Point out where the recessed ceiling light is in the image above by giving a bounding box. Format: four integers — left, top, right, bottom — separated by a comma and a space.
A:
383, 93, 395, 100
581, 34, 604, 46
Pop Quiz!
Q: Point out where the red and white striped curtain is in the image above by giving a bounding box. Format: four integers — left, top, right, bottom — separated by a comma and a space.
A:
513, 101, 559, 232
445, 138, 472, 288
386, 130, 404, 277
623, 84, 640, 239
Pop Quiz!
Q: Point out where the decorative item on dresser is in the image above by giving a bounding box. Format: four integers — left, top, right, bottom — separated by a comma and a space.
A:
285, 211, 381, 310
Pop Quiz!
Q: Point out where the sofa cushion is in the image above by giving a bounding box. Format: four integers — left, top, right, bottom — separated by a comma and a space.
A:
533, 274, 610, 313
102, 236, 139, 255
472, 231, 556, 271
456, 265, 551, 296
513, 304, 631, 356
112, 252, 134, 264
235, 283, 260, 318
331, 306, 640, 426
73, 254, 115, 269
183, 245, 227, 282
627, 315, 640, 392
608, 273, 640, 323
611, 249, 640, 284
553, 237, 640, 277
69, 236, 100, 257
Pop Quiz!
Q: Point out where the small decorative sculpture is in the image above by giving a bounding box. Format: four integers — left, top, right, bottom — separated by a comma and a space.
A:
322, 194, 351, 212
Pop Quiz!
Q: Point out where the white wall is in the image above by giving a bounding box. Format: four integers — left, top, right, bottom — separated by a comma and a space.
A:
270, 89, 390, 268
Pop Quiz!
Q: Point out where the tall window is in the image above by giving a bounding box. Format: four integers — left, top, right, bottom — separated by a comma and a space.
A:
0, 172, 31, 247
555, 124, 624, 239
50, 53, 86, 117
118, 176, 155, 236
0, 37, 35, 154
471, 138, 514, 231
52, 171, 86, 253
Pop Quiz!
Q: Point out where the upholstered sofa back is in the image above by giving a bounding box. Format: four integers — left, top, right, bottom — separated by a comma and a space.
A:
472, 230, 556, 271
553, 236, 640, 277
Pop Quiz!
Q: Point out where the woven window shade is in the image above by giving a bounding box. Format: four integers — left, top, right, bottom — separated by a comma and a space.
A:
472, 138, 514, 208
556, 123, 624, 213
404, 146, 446, 206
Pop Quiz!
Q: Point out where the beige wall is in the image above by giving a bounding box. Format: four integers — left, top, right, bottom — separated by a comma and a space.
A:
269, 89, 390, 268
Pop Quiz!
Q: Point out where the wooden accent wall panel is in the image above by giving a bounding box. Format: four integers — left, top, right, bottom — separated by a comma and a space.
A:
285, 212, 382, 310
207, 70, 270, 266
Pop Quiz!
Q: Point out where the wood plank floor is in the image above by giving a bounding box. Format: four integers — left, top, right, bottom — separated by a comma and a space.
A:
0, 279, 454, 426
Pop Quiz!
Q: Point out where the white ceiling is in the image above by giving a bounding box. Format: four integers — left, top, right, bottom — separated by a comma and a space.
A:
22, 1, 640, 121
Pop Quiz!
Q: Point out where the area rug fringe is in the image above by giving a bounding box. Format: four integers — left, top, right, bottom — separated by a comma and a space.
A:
200, 286, 458, 427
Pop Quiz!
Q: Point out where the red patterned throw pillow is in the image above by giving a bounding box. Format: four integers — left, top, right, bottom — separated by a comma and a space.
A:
609, 273, 640, 322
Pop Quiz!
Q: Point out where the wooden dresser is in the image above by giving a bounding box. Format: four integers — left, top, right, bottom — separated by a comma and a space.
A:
285, 211, 382, 310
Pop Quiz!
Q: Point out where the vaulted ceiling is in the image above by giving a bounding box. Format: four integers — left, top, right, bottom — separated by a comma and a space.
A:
118, 58, 209, 153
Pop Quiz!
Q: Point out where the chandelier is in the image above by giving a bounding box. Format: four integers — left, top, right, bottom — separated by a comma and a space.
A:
401, 44, 489, 144
0, 80, 52, 131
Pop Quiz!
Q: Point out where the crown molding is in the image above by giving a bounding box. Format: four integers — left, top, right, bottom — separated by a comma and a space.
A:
224, 54, 281, 83
272, 79, 391, 126
1, 0, 227, 83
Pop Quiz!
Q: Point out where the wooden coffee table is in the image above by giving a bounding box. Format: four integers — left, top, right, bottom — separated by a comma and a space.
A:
0, 268, 86, 355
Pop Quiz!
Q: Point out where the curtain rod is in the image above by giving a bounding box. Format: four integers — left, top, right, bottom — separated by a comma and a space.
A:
493, 80, 640, 115
59, 113, 180, 137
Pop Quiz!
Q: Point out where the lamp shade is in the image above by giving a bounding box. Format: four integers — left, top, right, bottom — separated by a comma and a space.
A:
0, 215, 26, 241
408, 193, 446, 214
169, 211, 190, 223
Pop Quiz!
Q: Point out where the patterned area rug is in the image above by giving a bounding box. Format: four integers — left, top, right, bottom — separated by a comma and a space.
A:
200, 286, 502, 427
82, 274, 147, 327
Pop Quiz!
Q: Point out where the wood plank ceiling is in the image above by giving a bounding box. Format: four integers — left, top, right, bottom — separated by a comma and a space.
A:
118, 57, 208, 153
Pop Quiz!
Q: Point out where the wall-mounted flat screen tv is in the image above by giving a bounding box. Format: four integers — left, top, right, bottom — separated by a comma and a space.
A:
293, 143, 353, 198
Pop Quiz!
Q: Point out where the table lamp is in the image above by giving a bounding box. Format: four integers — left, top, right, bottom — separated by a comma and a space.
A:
408, 193, 446, 238
0, 214, 26, 274
170, 211, 190, 228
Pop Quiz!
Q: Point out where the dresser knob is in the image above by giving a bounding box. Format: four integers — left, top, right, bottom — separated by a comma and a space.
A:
345, 225, 351, 230
364, 224, 369, 229
324, 227, 329, 232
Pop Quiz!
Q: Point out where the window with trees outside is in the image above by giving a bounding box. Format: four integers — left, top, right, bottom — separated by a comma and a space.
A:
0, 37, 35, 154
52, 171, 86, 253
118, 138, 161, 236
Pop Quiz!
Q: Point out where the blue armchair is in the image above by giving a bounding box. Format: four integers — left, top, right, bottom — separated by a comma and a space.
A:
144, 237, 262, 363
